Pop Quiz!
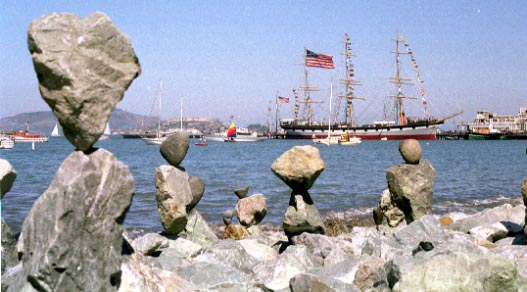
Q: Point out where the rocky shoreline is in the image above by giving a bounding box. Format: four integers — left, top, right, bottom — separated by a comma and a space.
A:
1, 12, 526, 292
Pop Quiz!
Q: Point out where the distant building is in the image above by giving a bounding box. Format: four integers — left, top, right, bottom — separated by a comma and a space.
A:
466, 108, 526, 134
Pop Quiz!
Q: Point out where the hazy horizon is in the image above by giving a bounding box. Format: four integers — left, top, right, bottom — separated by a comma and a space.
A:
1, 1, 526, 129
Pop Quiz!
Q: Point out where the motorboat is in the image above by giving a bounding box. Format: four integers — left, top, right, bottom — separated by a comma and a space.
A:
0, 136, 14, 149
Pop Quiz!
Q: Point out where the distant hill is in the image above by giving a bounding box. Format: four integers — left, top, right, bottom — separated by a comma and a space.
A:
0, 109, 157, 135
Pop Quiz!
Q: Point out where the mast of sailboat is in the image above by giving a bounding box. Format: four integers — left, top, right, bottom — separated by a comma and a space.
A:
339, 34, 364, 127
157, 80, 162, 138
389, 32, 415, 125
327, 78, 333, 145
299, 49, 322, 125
180, 96, 183, 131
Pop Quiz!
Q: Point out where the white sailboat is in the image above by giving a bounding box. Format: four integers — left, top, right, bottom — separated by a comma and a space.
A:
99, 122, 111, 141
51, 123, 60, 137
142, 80, 167, 145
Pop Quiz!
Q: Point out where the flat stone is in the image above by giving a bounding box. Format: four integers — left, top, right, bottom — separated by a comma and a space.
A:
131, 233, 169, 256
0, 159, 17, 199
271, 146, 325, 192
28, 13, 141, 151
159, 132, 189, 167
398, 139, 422, 164
234, 186, 249, 199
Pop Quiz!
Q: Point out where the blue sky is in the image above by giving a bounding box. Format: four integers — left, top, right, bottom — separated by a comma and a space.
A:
1, 1, 526, 128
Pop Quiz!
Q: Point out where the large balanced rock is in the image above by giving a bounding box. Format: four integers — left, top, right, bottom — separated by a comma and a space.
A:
155, 165, 194, 234
271, 145, 325, 192
160, 132, 190, 167
8, 149, 134, 292
386, 159, 435, 223
0, 159, 17, 199
28, 12, 141, 151
283, 192, 325, 237
398, 139, 422, 164
235, 194, 267, 226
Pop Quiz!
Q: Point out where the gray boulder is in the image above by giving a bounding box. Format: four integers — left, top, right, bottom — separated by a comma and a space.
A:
159, 132, 189, 167
254, 245, 318, 291
392, 252, 518, 292
398, 139, 421, 164
234, 186, 249, 199
154, 165, 193, 234
185, 208, 219, 247
290, 272, 360, 292
0, 159, 17, 199
1, 218, 18, 275
378, 188, 405, 227
28, 13, 140, 151
271, 145, 325, 192
283, 193, 325, 238
10, 149, 134, 292
131, 233, 169, 256
235, 194, 267, 227
449, 203, 525, 233
386, 159, 435, 223
187, 175, 204, 211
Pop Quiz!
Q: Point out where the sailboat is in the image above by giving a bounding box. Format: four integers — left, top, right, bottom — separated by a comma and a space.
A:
51, 123, 60, 137
99, 122, 111, 141
224, 122, 237, 142
142, 81, 167, 145
280, 33, 462, 140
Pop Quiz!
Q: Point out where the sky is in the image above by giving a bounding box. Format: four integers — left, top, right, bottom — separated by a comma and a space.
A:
1, 1, 526, 129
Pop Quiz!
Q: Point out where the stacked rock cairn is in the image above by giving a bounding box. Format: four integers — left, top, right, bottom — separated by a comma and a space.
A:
271, 145, 326, 239
2, 12, 140, 292
223, 186, 267, 240
375, 139, 436, 227
155, 133, 218, 246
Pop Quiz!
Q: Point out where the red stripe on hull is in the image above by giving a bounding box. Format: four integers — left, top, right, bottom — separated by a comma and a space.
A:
288, 133, 437, 140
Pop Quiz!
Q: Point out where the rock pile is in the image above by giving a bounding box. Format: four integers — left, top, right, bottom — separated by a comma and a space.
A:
272, 145, 326, 238
155, 132, 218, 246
383, 139, 436, 224
222, 186, 268, 240
2, 12, 139, 292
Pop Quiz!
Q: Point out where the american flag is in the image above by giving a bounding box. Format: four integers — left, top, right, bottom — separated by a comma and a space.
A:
305, 49, 335, 69
278, 96, 290, 103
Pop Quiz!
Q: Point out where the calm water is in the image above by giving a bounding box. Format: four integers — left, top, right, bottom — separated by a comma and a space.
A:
1, 137, 526, 234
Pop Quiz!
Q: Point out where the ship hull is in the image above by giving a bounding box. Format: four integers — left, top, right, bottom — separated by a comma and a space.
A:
281, 123, 440, 140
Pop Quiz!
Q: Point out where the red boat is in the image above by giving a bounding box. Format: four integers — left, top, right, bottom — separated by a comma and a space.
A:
13, 131, 49, 143
194, 136, 208, 146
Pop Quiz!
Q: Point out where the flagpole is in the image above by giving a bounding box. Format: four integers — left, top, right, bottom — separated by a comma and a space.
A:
275, 91, 279, 134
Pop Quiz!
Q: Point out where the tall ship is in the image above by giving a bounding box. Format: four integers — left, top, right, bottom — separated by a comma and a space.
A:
280, 33, 461, 140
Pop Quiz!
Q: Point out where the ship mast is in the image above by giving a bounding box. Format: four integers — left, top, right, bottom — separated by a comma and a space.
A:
298, 49, 322, 125
388, 32, 415, 125
339, 34, 363, 127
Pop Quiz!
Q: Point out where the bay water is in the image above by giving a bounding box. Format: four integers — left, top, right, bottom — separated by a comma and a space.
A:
1, 137, 526, 234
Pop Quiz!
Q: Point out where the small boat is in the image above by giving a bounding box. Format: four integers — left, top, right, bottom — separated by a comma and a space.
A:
0, 135, 14, 149
142, 80, 166, 145
13, 131, 48, 143
194, 136, 208, 146
50, 123, 60, 137
313, 136, 340, 145
338, 133, 361, 145
223, 122, 238, 142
